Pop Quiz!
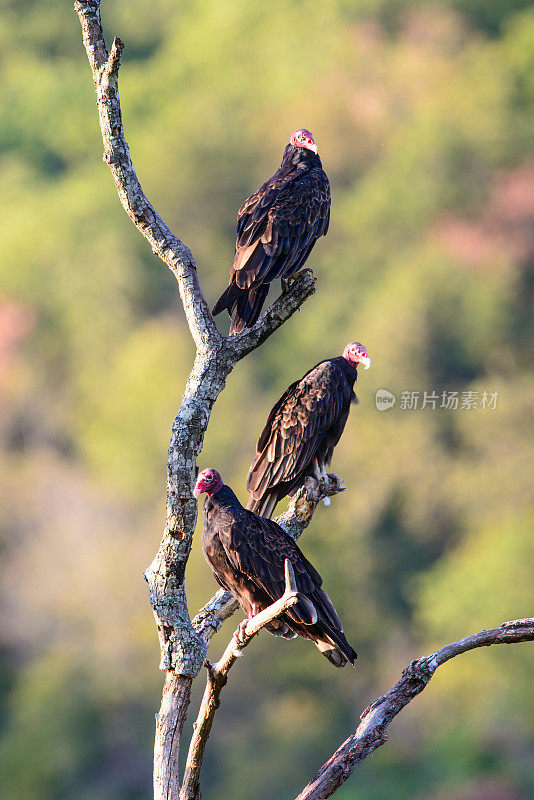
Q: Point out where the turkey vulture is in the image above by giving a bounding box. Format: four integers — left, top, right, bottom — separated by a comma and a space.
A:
212, 128, 330, 335
194, 468, 357, 667
246, 342, 371, 518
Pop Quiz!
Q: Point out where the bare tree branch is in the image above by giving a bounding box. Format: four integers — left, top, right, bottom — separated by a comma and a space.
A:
75, 0, 317, 675
231, 271, 316, 358
75, 0, 316, 351
75, 4, 320, 800
294, 618, 534, 800
274, 474, 346, 542
75, 0, 216, 349
180, 561, 299, 800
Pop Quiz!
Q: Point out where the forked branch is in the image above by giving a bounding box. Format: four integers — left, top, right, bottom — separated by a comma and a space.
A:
75, 0, 318, 681
75, 0, 316, 353
180, 560, 299, 800
75, 0, 214, 347
75, 5, 321, 800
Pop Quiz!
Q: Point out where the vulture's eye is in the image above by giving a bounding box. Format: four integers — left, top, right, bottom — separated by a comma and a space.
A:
205, 475, 213, 483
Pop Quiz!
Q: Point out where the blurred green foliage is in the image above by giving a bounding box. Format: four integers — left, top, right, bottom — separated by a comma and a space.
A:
0, 1, 532, 799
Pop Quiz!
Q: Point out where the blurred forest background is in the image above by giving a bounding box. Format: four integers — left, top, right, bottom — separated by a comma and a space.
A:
1, 0, 533, 798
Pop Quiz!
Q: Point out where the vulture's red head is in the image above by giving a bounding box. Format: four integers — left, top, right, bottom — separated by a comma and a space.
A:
290, 128, 318, 155
193, 468, 223, 498
343, 341, 371, 370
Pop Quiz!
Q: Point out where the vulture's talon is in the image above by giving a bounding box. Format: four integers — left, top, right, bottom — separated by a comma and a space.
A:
235, 619, 249, 646
326, 472, 345, 493
287, 267, 314, 286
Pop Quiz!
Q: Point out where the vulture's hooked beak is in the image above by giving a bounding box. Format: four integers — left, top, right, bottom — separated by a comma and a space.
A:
359, 356, 371, 370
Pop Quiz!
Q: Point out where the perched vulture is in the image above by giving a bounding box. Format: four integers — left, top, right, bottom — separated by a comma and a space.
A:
212, 128, 330, 335
194, 468, 357, 667
246, 342, 371, 518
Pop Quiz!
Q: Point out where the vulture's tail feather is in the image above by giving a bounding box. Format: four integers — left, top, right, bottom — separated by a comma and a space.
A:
229, 284, 269, 335
313, 629, 357, 668
212, 281, 242, 317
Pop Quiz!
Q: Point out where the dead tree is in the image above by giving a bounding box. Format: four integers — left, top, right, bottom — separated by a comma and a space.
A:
75, 4, 534, 799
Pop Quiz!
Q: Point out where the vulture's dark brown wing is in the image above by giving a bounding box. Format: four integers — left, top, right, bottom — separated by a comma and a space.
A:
202, 492, 357, 665
231, 167, 330, 291
216, 507, 344, 633
212, 159, 330, 333
246, 361, 351, 506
